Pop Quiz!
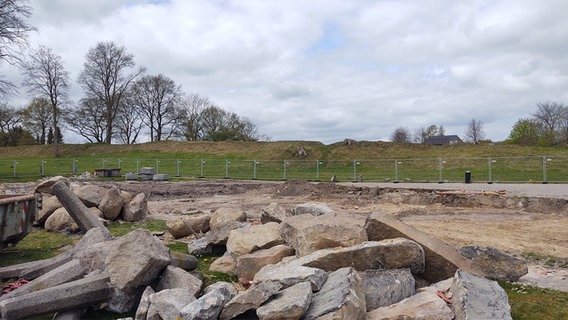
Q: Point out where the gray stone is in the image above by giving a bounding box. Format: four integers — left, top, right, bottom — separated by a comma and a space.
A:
280, 212, 367, 256
121, 192, 148, 222
366, 291, 454, 320
292, 202, 334, 216
125, 172, 138, 181
209, 254, 237, 275
0, 251, 73, 280
44, 207, 79, 233
52, 308, 87, 320
289, 239, 425, 274
156, 265, 202, 297
253, 264, 327, 292
134, 286, 154, 320
0, 272, 113, 320
227, 222, 284, 257
220, 280, 283, 320
459, 246, 528, 282
256, 281, 312, 320
206, 221, 251, 246
74, 184, 106, 207
168, 214, 211, 239
35, 176, 70, 194
260, 202, 289, 224
152, 174, 169, 181
210, 206, 247, 230
169, 251, 199, 271
71, 226, 114, 254
360, 269, 415, 311
35, 195, 61, 226
303, 267, 366, 320
188, 237, 214, 255
181, 282, 236, 320
449, 270, 512, 320
105, 228, 171, 291
365, 212, 484, 282
236, 245, 295, 282
139, 167, 155, 175
148, 288, 196, 320
99, 186, 125, 220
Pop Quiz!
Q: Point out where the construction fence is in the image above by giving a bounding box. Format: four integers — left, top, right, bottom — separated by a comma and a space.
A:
1, 156, 568, 183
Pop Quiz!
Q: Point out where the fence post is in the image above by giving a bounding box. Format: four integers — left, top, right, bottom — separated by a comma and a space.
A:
283, 160, 287, 180
316, 160, 321, 181
13, 160, 17, 177
394, 159, 399, 183
41, 160, 45, 177
199, 159, 205, 178
543, 156, 551, 184
225, 160, 230, 179
253, 160, 258, 180
176, 160, 181, 177
156, 159, 160, 174
438, 158, 443, 183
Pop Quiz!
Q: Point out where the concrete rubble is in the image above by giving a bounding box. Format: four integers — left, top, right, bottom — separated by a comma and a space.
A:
0, 177, 519, 319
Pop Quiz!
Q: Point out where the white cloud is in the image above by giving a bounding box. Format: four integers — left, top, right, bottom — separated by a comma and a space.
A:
2, 0, 568, 144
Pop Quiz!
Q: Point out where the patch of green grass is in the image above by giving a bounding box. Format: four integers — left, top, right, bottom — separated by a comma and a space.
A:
500, 281, 568, 320
106, 219, 167, 237
194, 253, 238, 288
0, 228, 74, 267
522, 252, 568, 268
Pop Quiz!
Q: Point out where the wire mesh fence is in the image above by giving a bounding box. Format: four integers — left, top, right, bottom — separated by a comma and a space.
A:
1, 156, 567, 183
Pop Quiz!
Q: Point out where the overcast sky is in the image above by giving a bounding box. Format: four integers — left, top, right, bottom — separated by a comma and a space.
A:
3, 0, 568, 144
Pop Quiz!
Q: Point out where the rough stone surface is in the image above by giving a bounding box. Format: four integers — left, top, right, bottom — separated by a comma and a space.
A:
236, 245, 295, 282
35, 176, 69, 194
147, 288, 196, 320
253, 264, 328, 292
360, 269, 415, 311
210, 207, 247, 230
74, 184, 106, 207
226, 222, 285, 256
156, 265, 202, 297
366, 290, 454, 320
104, 228, 171, 291
35, 195, 62, 226
121, 193, 148, 222
303, 267, 366, 320
256, 281, 313, 320
206, 221, 251, 246
44, 207, 80, 233
280, 212, 368, 256
220, 280, 283, 320
289, 239, 425, 274
260, 202, 289, 224
181, 281, 236, 320
449, 270, 513, 320
134, 286, 154, 320
168, 214, 211, 239
209, 254, 237, 274
99, 186, 125, 220
169, 251, 199, 271
292, 202, 334, 216
365, 211, 484, 282
459, 246, 528, 282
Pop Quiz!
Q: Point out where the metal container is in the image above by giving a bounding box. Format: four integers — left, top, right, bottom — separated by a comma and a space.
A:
0, 193, 42, 249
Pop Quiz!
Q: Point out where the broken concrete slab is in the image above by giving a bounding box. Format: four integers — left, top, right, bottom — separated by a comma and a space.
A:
51, 181, 112, 238
365, 211, 484, 282
361, 268, 416, 311
303, 267, 366, 320
366, 290, 454, 320
449, 270, 512, 320
220, 280, 283, 320
280, 212, 368, 256
0, 272, 113, 320
256, 281, 313, 320
288, 239, 425, 274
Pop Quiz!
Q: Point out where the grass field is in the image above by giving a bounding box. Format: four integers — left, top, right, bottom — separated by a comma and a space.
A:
2, 140, 568, 183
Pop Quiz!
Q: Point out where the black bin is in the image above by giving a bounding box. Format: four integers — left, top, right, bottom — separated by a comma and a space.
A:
465, 171, 471, 184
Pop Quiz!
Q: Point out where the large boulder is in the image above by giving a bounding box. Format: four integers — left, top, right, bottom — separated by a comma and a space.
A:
210, 207, 246, 230
365, 212, 484, 282
459, 246, 528, 282
209, 255, 237, 275
280, 212, 367, 256
167, 214, 211, 239
361, 268, 415, 311
226, 222, 284, 257
35, 195, 62, 226
303, 267, 366, 320
181, 282, 236, 320
74, 184, 106, 207
155, 265, 202, 297
121, 193, 148, 222
44, 207, 79, 233
260, 202, 289, 224
288, 239, 424, 274
291, 202, 334, 216
256, 281, 313, 320
147, 288, 196, 320
366, 290, 454, 320
449, 270, 512, 320
220, 280, 282, 320
236, 245, 295, 282
253, 264, 328, 292
35, 176, 69, 194
98, 186, 124, 220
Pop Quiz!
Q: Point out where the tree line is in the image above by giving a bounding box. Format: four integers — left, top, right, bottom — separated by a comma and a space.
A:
0, 2, 265, 156
390, 119, 485, 145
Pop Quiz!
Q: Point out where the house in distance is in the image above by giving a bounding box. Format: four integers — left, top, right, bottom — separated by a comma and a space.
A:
424, 135, 463, 145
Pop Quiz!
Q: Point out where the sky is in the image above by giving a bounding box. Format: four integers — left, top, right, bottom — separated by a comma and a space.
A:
2, 0, 568, 144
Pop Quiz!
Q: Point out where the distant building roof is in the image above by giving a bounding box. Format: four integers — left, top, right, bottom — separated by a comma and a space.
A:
424, 135, 463, 145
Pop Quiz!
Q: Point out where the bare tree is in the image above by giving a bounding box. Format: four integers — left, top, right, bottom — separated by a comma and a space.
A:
0, 0, 35, 96
415, 124, 443, 143
465, 118, 484, 144
77, 41, 144, 144
21, 46, 69, 156
0, 102, 23, 146
532, 101, 566, 146
21, 97, 51, 143
178, 94, 211, 141
114, 98, 143, 144
390, 127, 411, 143
129, 74, 181, 141
64, 97, 107, 143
